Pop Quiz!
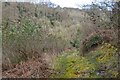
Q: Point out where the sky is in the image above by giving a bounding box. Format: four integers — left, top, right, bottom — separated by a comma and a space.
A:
50, 0, 94, 8
4, 0, 95, 8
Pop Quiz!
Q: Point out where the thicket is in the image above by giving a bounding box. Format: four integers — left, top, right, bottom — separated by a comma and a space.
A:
2, 1, 119, 78
52, 43, 118, 78
2, 2, 74, 70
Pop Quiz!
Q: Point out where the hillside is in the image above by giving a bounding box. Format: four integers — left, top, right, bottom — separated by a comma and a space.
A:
2, 2, 118, 78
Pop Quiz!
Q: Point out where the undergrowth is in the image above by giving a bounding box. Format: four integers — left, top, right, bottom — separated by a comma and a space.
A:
51, 42, 118, 78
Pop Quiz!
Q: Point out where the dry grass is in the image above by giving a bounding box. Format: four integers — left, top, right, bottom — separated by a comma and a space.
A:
2, 53, 55, 78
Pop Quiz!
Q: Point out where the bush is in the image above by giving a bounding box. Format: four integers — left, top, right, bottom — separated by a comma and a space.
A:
51, 50, 97, 78
80, 29, 117, 55
70, 28, 81, 49
80, 32, 101, 55
52, 43, 118, 78
86, 42, 118, 78
2, 19, 38, 67
2, 17, 71, 68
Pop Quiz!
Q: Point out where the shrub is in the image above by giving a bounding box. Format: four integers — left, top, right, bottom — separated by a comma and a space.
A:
51, 50, 97, 78
80, 29, 117, 55
86, 42, 118, 78
70, 28, 81, 49
2, 17, 71, 68
80, 32, 102, 55
96, 43, 117, 63
2, 19, 37, 66
52, 43, 118, 78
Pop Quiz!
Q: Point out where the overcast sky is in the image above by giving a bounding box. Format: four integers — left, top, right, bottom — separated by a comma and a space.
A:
4, 0, 96, 8
50, 0, 94, 8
